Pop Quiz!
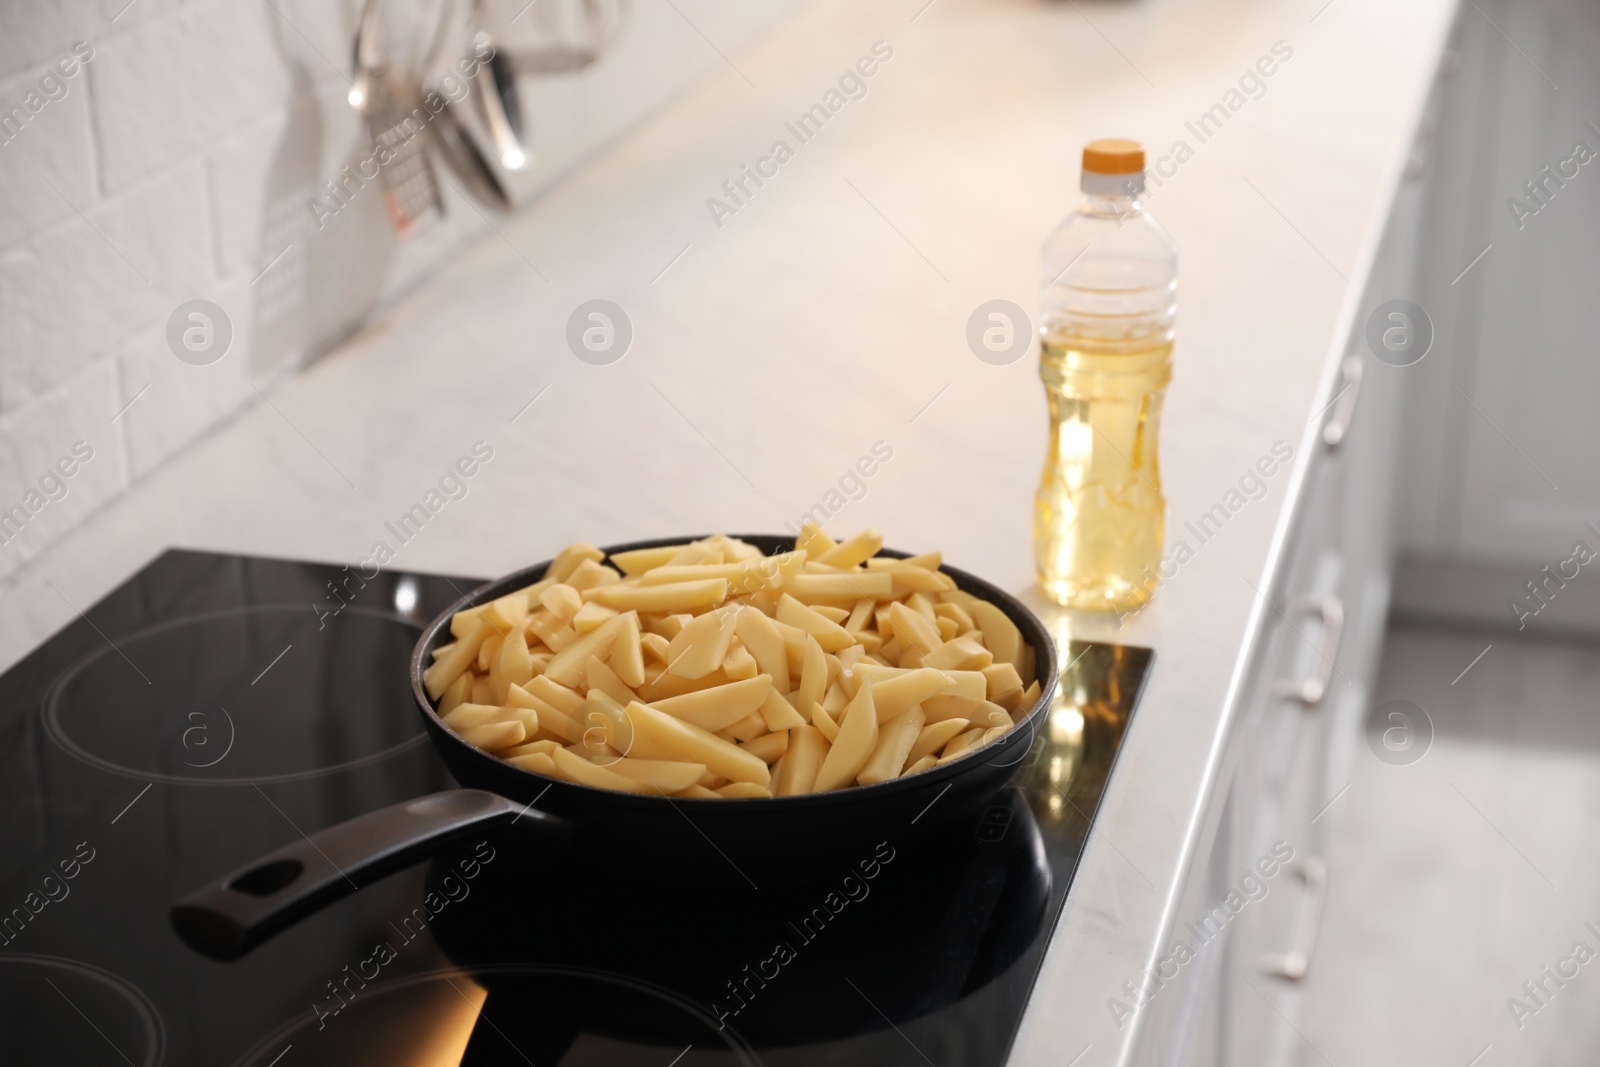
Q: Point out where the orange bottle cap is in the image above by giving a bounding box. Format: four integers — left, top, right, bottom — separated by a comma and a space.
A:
1082, 139, 1145, 175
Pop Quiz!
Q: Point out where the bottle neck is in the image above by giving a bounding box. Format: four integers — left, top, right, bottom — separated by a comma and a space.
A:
1083, 194, 1143, 219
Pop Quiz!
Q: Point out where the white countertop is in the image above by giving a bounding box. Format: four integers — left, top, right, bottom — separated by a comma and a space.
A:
0, 0, 1457, 1061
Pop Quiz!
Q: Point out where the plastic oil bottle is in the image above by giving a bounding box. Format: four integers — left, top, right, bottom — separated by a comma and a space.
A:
1034, 139, 1177, 613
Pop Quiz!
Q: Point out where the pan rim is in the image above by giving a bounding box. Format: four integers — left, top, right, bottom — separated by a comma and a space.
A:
409, 534, 1058, 807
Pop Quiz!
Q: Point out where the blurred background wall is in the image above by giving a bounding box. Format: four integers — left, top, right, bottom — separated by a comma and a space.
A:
0, 0, 795, 582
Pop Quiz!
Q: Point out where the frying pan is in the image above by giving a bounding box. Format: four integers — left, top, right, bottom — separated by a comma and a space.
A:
171, 536, 1058, 962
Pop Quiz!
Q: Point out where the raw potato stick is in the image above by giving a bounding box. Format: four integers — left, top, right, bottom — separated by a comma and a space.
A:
425, 618, 490, 699
664, 606, 740, 679
550, 746, 651, 793
776, 594, 855, 653
741, 730, 789, 764
774, 725, 829, 796
595, 757, 707, 793
543, 614, 628, 687
588, 579, 728, 614
735, 607, 790, 693
905, 718, 971, 767
858, 707, 926, 786
814, 685, 878, 792
624, 701, 771, 787
717, 782, 773, 799
458, 720, 526, 751
757, 686, 807, 732
812, 703, 841, 744
609, 613, 646, 688
650, 675, 772, 732
864, 667, 956, 723
791, 635, 827, 715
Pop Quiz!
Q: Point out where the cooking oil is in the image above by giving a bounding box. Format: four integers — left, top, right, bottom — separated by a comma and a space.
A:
1034, 139, 1177, 612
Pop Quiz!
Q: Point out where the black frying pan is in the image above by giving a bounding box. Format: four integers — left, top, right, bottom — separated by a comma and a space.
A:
171, 536, 1058, 961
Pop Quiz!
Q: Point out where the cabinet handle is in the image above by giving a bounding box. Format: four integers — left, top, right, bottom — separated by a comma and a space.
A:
1260, 856, 1327, 981
1404, 110, 1440, 180
1321, 357, 1364, 450
1273, 595, 1344, 706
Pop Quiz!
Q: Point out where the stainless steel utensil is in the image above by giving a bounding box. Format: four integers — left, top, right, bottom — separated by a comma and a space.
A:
500, 0, 628, 75
421, 0, 516, 211
471, 0, 530, 173
428, 93, 515, 210
350, 0, 443, 235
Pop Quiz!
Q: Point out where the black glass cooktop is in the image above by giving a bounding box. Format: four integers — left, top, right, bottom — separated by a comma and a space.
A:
0, 550, 1151, 1066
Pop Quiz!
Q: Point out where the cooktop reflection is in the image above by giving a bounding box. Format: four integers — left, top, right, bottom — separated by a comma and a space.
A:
0, 550, 1151, 1066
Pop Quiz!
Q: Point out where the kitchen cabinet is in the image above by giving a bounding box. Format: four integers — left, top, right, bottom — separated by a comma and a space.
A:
1126, 24, 1449, 1067
1397, 0, 1600, 572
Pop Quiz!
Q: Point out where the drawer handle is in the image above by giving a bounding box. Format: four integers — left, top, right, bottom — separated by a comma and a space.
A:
1273, 595, 1344, 706
1260, 856, 1327, 981
1321, 357, 1364, 449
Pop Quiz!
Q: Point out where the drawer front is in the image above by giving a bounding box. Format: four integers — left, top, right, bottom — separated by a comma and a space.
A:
1124, 783, 1240, 1067
1131, 136, 1418, 1063
1217, 126, 1422, 1067
1220, 424, 1351, 1067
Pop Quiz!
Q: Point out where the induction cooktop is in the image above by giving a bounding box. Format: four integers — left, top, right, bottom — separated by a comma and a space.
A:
0, 550, 1151, 1066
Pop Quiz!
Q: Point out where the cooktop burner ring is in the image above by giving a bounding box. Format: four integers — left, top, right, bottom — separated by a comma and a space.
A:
228, 963, 759, 1067
42, 603, 432, 787
0, 952, 166, 1067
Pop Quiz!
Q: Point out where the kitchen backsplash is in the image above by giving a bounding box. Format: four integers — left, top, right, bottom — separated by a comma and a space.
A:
0, 0, 793, 582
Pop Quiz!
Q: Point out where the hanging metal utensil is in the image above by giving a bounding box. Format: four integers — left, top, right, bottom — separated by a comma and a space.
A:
420, 0, 516, 211
498, 0, 629, 76
350, 0, 443, 236
469, 0, 531, 173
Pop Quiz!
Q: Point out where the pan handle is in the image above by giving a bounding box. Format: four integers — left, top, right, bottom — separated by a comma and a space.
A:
170, 790, 563, 961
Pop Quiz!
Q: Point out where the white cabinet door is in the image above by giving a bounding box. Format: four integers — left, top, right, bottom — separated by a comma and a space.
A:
1220, 88, 1425, 1067
1398, 0, 1600, 566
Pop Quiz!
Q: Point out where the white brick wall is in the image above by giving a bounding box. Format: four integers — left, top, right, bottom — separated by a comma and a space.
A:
0, 0, 797, 582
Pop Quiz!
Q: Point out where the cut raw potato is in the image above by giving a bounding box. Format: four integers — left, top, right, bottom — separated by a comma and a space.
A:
431, 530, 1042, 797
610, 544, 693, 577
862, 667, 957, 724
791, 635, 827, 715
812, 703, 840, 744
785, 573, 894, 603
717, 782, 772, 799
905, 718, 972, 767
964, 598, 1024, 671
458, 720, 525, 751
773, 725, 829, 795
550, 746, 648, 793
740, 731, 789, 764
599, 757, 706, 793
664, 606, 739, 679
609, 613, 646, 688
818, 528, 883, 569
589, 579, 728, 614
813, 685, 878, 792
858, 707, 926, 786
572, 601, 619, 634
735, 607, 790, 693
624, 701, 770, 787
540, 584, 584, 622
776, 594, 855, 653
543, 614, 629, 688
548, 543, 604, 583
651, 675, 773, 733
758, 686, 807, 732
